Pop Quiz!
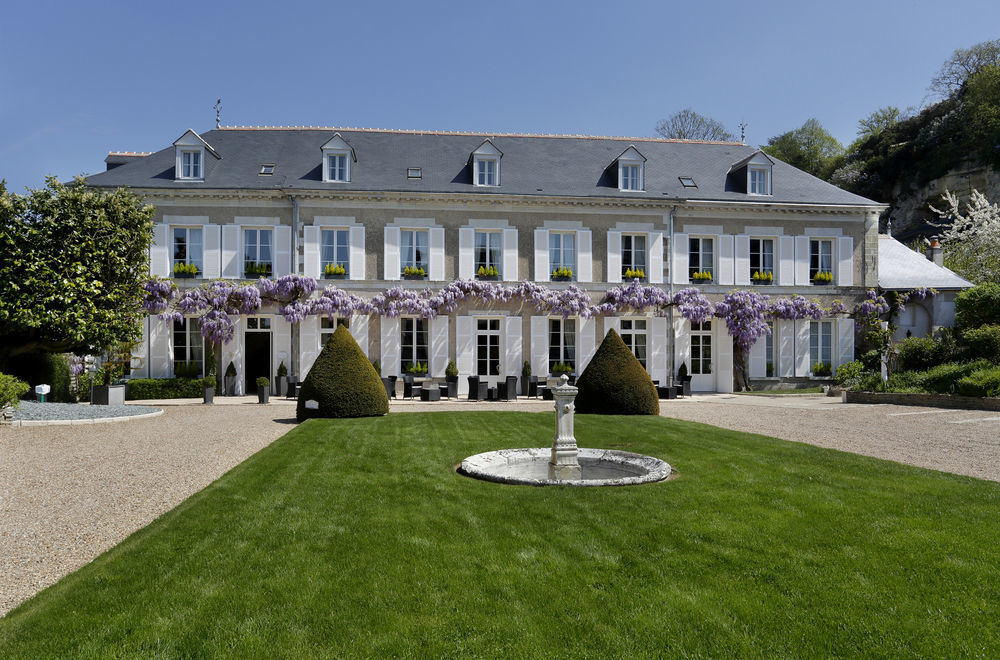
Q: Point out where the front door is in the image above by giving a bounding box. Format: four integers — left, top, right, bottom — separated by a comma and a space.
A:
245, 317, 272, 394
690, 320, 714, 391
476, 318, 501, 386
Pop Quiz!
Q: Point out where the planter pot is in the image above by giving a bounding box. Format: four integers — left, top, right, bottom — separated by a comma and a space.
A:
225, 375, 236, 396
174, 272, 196, 279
692, 279, 713, 285
812, 280, 833, 286
324, 273, 347, 280
477, 275, 500, 281
277, 376, 287, 397
402, 274, 427, 281
551, 275, 572, 282
92, 384, 125, 406
520, 376, 532, 396
446, 375, 458, 399
203, 386, 214, 404
406, 372, 428, 378
681, 380, 691, 397
258, 387, 269, 404
752, 280, 773, 286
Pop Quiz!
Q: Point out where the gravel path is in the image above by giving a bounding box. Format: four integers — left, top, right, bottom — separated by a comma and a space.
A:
12, 401, 160, 421
0, 404, 293, 616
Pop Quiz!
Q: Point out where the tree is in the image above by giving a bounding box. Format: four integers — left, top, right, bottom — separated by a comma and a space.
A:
296, 324, 388, 420
929, 39, 1000, 99
574, 329, 658, 415
930, 188, 1000, 284
0, 177, 155, 369
857, 106, 904, 139
655, 109, 735, 141
762, 118, 844, 180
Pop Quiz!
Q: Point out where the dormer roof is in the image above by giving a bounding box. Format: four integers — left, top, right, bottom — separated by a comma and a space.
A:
613, 145, 646, 164
727, 149, 773, 174
468, 138, 503, 163
320, 133, 357, 161
172, 129, 221, 159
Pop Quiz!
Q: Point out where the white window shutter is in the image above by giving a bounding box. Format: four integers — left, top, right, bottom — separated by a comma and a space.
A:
150, 224, 169, 277
151, 318, 171, 378
303, 226, 321, 279
716, 324, 734, 393
380, 317, 401, 377
459, 228, 474, 279
202, 225, 221, 279
837, 318, 855, 369
430, 316, 449, 377
577, 230, 592, 283
650, 317, 667, 383
220, 318, 243, 393
672, 233, 689, 285
504, 317, 522, 377
350, 315, 369, 359
795, 320, 811, 376
794, 236, 811, 286
299, 316, 320, 379
673, 318, 690, 378
349, 226, 365, 280
718, 234, 735, 285
749, 333, 766, 378
534, 228, 549, 282
778, 319, 794, 378
607, 230, 622, 283
837, 236, 854, 286
275, 225, 292, 277
384, 226, 400, 280
578, 317, 596, 373
649, 231, 664, 284
778, 236, 795, 286
429, 227, 445, 281
222, 225, 240, 279
735, 234, 750, 286
456, 316, 473, 394
132, 318, 149, 377
530, 316, 548, 376
604, 317, 620, 339
503, 228, 518, 281
273, 317, 292, 381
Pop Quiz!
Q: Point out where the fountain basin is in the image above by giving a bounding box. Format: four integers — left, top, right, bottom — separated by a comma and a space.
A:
459, 448, 671, 487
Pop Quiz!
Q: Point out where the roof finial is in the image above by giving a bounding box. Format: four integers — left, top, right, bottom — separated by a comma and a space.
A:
739, 120, 747, 144
214, 98, 222, 129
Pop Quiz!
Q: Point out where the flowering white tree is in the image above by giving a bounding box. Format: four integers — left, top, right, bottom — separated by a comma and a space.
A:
930, 189, 1000, 284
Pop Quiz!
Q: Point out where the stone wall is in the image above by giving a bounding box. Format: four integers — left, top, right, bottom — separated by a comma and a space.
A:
844, 390, 1000, 411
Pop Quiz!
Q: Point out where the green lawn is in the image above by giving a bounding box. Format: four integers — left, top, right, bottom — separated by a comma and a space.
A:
2, 412, 999, 657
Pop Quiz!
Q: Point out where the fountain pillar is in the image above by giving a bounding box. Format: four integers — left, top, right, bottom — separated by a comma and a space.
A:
549, 374, 581, 480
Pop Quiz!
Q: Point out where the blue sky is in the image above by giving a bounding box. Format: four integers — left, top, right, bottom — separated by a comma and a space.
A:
2, 0, 998, 193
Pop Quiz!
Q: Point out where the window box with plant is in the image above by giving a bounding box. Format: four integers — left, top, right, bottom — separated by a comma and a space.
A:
751, 271, 773, 285
402, 266, 427, 280
476, 265, 500, 281
173, 262, 200, 278
256, 376, 270, 404
405, 362, 428, 377
623, 267, 646, 281
324, 263, 347, 279
691, 271, 713, 284
245, 261, 272, 278
551, 267, 573, 282
812, 362, 832, 377
445, 360, 459, 398
550, 362, 574, 377
812, 271, 834, 285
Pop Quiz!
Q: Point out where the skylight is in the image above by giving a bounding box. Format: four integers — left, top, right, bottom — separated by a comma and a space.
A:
407, 167, 422, 179
679, 176, 697, 188
259, 164, 275, 176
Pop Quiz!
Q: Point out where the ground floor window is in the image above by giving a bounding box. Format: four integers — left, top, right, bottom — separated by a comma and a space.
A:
476, 318, 501, 376
173, 317, 204, 377
401, 318, 429, 371
619, 319, 647, 369
548, 318, 576, 373
321, 317, 349, 345
810, 321, 833, 374
691, 321, 712, 375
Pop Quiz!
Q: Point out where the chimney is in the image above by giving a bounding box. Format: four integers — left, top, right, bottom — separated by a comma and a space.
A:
104, 152, 151, 171
927, 239, 944, 267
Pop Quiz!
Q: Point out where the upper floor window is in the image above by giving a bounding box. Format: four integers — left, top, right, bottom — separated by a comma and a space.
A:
613, 145, 646, 192
621, 234, 647, 280
549, 231, 576, 280
321, 229, 349, 278
689, 237, 715, 282
749, 167, 770, 195
172, 227, 203, 277
244, 228, 273, 278
549, 318, 576, 374
326, 153, 349, 182
749, 238, 774, 283
173, 129, 216, 182
619, 319, 647, 369
471, 138, 502, 187
180, 150, 202, 179
401, 229, 429, 276
810, 239, 834, 283
475, 158, 498, 186
475, 230, 502, 279
321, 133, 355, 183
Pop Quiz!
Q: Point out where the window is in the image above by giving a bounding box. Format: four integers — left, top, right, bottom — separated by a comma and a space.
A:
549, 232, 576, 279
246, 317, 271, 330
172, 227, 203, 276
691, 321, 712, 375
320, 317, 349, 345
810, 321, 833, 373
475, 158, 498, 186
809, 239, 834, 282
619, 163, 643, 191
476, 318, 501, 376
621, 234, 647, 279
749, 167, 770, 195
321, 229, 350, 277
765, 321, 775, 377
401, 318, 429, 372
173, 318, 205, 377
749, 238, 774, 282
407, 167, 422, 179
326, 153, 348, 182
548, 318, 576, 373
619, 319, 647, 369
475, 231, 502, 278
180, 150, 202, 179
401, 229, 429, 275
244, 228, 273, 277
689, 237, 715, 280
678, 176, 697, 188
259, 164, 275, 176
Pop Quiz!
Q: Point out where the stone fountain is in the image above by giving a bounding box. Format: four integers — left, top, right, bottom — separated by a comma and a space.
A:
459, 375, 671, 487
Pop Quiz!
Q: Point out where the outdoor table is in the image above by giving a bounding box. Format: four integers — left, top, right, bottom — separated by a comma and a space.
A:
420, 386, 441, 402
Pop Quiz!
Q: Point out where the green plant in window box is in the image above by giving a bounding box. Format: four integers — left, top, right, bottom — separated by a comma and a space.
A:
402, 266, 426, 279
477, 265, 499, 280
245, 261, 272, 278
751, 271, 773, 284
812, 362, 832, 377
624, 268, 646, 280
551, 361, 574, 375
551, 266, 573, 281
324, 263, 347, 279
691, 271, 713, 283
405, 362, 428, 375
173, 262, 199, 278
812, 271, 834, 285
175, 361, 200, 378
766, 362, 774, 377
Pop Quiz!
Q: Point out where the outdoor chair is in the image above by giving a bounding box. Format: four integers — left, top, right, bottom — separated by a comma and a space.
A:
388, 375, 398, 398
467, 375, 488, 400
498, 375, 518, 401
403, 374, 415, 400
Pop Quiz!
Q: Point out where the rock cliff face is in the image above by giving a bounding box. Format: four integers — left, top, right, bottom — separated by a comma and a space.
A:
888, 163, 1000, 240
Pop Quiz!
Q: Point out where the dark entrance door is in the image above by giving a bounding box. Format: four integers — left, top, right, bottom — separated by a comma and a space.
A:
245, 323, 271, 394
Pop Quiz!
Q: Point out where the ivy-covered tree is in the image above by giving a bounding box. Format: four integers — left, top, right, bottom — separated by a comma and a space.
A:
0, 177, 155, 369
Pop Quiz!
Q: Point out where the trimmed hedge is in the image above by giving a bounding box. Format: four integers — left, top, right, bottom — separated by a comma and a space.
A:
956, 366, 1000, 397
895, 336, 952, 372
5, 352, 72, 402
296, 324, 388, 421
955, 283, 1000, 331
963, 325, 1000, 364
885, 360, 992, 394
574, 329, 659, 415
126, 378, 204, 400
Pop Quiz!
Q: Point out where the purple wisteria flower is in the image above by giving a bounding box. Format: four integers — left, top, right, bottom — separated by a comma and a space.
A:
142, 278, 176, 315
672, 288, 714, 324
718, 290, 771, 353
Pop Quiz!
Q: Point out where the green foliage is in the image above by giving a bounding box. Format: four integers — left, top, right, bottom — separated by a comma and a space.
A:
930, 39, 1000, 98
762, 118, 844, 180
963, 325, 1000, 363
956, 366, 1000, 397
200, 376, 215, 389
125, 378, 203, 400
447, 360, 459, 378
857, 106, 904, 139
834, 360, 866, 388
575, 330, 658, 415
174, 361, 201, 378
812, 362, 832, 377
172, 262, 199, 276
276, 361, 287, 378
371, 359, 381, 377
550, 362, 573, 374
256, 376, 270, 388
0, 372, 30, 409
955, 283, 1000, 330
896, 336, 952, 371
4, 351, 73, 402
324, 263, 347, 277
861, 350, 882, 372
884, 360, 992, 394
405, 362, 427, 374
0, 177, 154, 367
520, 360, 531, 378
296, 324, 388, 421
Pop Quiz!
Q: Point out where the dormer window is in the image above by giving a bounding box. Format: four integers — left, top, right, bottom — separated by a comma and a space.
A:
181, 150, 202, 179
613, 145, 646, 192
470, 139, 502, 187
172, 129, 218, 182
749, 166, 770, 195
728, 150, 774, 196
321, 133, 356, 183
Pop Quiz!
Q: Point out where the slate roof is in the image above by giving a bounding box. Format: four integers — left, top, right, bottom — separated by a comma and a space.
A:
878, 235, 972, 290
85, 127, 881, 206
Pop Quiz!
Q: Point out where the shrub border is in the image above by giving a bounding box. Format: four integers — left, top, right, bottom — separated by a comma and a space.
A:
844, 390, 1000, 411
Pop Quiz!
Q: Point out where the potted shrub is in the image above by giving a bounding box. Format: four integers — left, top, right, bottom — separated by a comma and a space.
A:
766, 362, 775, 377
225, 361, 237, 395
520, 359, 532, 396
623, 267, 646, 281
324, 263, 347, 279
245, 261, 273, 278
677, 362, 692, 396
202, 376, 215, 404
91, 363, 125, 406
551, 267, 573, 282
256, 376, 270, 404
445, 360, 459, 398
402, 266, 427, 280
276, 360, 288, 396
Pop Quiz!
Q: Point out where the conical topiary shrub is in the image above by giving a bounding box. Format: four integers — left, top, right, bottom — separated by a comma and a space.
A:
574, 329, 659, 415
296, 324, 388, 421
